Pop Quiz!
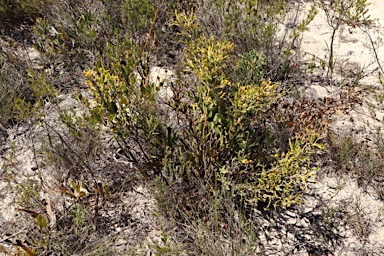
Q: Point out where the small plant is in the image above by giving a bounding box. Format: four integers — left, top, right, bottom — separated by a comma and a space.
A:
0, 50, 30, 126
15, 179, 41, 209
42, 109, 101, 181
12, 69, 59, 121
327, 132, 384, 200
318, 0, 371, 78
83, 38, 166, 176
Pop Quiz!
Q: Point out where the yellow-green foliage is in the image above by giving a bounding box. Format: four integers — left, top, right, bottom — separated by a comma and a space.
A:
83, 38, 166, 172
12, 70, 58, 121
234, 133, 325, 209
84, 40, 153, 128
177, 12, 323, 209
84, 11, 324, 210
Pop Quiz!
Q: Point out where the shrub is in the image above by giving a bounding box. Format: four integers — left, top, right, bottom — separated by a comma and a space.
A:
84, 10, 324, 215
0, 52, 25, 126
195, 0, 318, 81
1, 0, 333, 254
0, 49, 39, 126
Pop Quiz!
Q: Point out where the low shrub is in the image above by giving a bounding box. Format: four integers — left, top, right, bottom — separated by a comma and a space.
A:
83, 9, 324, 229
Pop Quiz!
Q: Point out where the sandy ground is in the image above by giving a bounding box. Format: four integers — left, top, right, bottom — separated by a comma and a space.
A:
299, 0, 384, 254
302, 0, 384, 76
296, 0, 384, 141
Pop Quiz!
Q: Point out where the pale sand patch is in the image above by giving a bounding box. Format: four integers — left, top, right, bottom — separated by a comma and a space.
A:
301, 0, 384, 76
297, 0, 384, 139
297, 0, 384, 253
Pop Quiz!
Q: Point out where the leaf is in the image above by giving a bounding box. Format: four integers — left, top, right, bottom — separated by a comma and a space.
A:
36, 214, 47, 230
71, 180, 80, 193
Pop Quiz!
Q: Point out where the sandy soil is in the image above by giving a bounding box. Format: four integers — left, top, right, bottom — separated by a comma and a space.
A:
299, 0, 384, 254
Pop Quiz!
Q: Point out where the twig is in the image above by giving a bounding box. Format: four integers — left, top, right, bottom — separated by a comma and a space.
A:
359, 14, 384, 76
0, 229, 26, 243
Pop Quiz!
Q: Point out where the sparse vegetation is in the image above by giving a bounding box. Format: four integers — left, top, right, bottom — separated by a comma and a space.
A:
318, 0, 371, 78
1, 0, 384, 255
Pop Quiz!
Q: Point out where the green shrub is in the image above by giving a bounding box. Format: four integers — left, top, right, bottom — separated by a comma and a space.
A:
0, 52, 25, 126
84, 10, 324, 214
195, 0, 317, 81
0, 50, 40, 126
1, 0, 333, 254
120, 0, 156, 37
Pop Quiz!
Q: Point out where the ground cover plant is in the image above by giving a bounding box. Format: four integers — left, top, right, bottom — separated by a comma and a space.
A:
2, 0, 384, 255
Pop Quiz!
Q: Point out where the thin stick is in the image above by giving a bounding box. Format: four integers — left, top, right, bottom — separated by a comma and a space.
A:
0, 229, 26, 243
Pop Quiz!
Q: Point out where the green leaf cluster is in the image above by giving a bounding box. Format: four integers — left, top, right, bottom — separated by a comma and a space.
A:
84, 11, 324, 211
